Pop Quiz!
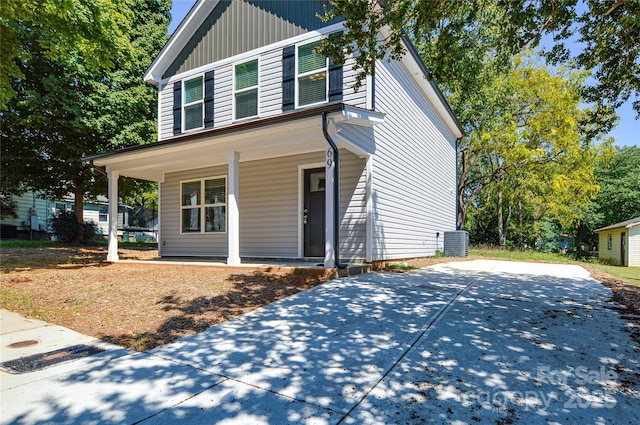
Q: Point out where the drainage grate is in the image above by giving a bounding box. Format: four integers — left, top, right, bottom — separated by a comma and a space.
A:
0, 344, 105, 374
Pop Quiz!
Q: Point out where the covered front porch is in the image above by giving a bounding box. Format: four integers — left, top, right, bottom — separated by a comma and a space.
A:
85, 104, 383, 268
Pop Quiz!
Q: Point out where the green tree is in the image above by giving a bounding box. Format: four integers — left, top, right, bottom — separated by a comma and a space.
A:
320, 0, 640, 130
590, 146, 640, 226
458, 56, 611, 246
0, 0, 134, 109
1, 0, 170, 229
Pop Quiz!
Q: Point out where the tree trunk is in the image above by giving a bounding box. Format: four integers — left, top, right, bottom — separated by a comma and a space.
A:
498, 186, 505, 248
73, 188, 84, 243
517, 200, 523, 248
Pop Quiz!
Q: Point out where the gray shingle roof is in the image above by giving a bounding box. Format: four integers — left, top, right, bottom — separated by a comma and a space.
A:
594, 216, 640, 232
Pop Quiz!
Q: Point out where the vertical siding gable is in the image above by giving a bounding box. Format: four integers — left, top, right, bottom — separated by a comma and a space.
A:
163, 0, 335, 79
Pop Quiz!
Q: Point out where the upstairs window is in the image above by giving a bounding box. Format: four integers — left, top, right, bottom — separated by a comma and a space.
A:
234, 59, 259, 120
297, 42, 328, 107
183, 76, 204, 131
181, 177, 226, 233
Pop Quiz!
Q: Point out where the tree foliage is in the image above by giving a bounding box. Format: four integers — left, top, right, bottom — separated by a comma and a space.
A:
319, 0, 640, 131
0, 0, 134, 109
1, 0, 170, 227
590, 146, 640, 226
458, 55, 611, 246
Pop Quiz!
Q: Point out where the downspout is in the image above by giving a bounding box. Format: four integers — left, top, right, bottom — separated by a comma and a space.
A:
322, 111, 348, 269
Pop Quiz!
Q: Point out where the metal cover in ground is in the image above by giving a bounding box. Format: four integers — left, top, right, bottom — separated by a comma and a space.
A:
0, 344, 106, 374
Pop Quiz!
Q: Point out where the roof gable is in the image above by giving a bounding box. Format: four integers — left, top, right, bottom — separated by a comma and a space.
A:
145, 0, 334, 83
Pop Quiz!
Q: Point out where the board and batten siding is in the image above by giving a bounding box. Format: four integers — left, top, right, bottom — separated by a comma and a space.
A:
370, 58, 458, 260
158, 34, 367, 141
159, 149, 366, 259
163, 0, 334, 78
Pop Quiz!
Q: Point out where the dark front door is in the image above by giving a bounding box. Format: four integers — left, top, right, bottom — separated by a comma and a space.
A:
621, 232, 626, 266
304, 168, 325, 257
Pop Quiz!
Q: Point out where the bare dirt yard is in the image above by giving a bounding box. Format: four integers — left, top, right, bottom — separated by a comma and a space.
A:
1, 245, 638, 351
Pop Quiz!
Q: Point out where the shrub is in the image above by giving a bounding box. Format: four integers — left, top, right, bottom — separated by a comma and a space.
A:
50, 210, 99, 244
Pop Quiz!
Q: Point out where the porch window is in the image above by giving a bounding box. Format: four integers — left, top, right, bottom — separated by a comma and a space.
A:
234, 59, 258, 120
297, 42, 328, 107
607, 234, 612, 250
181, 177, 226, 233
183, 76, 204, 131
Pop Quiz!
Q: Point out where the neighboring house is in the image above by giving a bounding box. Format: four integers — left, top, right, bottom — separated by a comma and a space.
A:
0, 191, 130, 238
595, 217, 640, 267
84, 0, 463, 267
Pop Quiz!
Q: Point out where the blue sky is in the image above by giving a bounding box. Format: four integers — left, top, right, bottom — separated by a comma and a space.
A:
168, 0, 638, 148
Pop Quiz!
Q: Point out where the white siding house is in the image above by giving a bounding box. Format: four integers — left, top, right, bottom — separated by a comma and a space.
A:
596, 217, 640, 267
84, 0, 463, 267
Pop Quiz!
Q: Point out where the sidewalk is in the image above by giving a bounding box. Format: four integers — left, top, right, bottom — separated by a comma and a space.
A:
1, 260, 639, 424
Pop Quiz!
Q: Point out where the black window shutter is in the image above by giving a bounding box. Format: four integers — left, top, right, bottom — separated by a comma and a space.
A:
204, 70, 215, 129
282, 45, 295, 111
328, 58, 343, 102
173, 81, 182, 136
328, 32, 344, 103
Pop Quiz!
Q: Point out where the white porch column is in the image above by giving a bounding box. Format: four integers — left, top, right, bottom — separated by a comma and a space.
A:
227, 151, 241, 265
365, 155, 373, 262
324, 146, 336, 268
107, 170, 119, 262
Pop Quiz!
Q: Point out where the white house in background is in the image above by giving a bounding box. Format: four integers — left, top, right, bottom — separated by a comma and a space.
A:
84, 0, 463, 267
595, 217, 640, 267
0, 191, 129, 237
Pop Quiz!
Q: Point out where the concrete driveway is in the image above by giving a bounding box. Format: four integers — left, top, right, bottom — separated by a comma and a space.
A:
1, 260, 639, 424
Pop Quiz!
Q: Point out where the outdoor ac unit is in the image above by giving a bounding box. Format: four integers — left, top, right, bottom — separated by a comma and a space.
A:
444, 231, 468, 257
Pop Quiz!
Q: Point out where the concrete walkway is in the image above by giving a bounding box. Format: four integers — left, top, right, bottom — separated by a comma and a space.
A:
1, 260, 638, 424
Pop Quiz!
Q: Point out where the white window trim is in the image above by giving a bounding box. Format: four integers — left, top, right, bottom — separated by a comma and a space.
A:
295, 40, 329, 109
182, 74, 205, 132
233, 57, 260, 121
179, 176, 227, 234
607, 234, 612, 250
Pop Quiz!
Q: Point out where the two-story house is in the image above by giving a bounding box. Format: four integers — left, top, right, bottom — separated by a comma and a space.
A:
84, 0, 463, 268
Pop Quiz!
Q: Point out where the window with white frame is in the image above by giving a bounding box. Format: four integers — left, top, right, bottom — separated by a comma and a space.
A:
183, 76, 204, 131
297, 42, 328, 107
607, 234, 612, 250
234, 59, 258, 120
181, 177, 226, 233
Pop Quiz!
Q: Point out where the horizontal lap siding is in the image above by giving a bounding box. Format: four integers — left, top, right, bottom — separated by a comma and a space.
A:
158, 149, 366, 259
342, 54, 367, 107
158, 82, 174, 140
259, 49, 283, 118
160, 165, 230, 256
630, 226, 640, 267
372, 58, 457, 260
215, 64, 233, 127
238, 152, 322, 257
338, 150, 367, 260
158, 36, 367, 141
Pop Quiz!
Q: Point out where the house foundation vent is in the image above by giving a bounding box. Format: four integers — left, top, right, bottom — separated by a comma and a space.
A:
444, 231, 468, 257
